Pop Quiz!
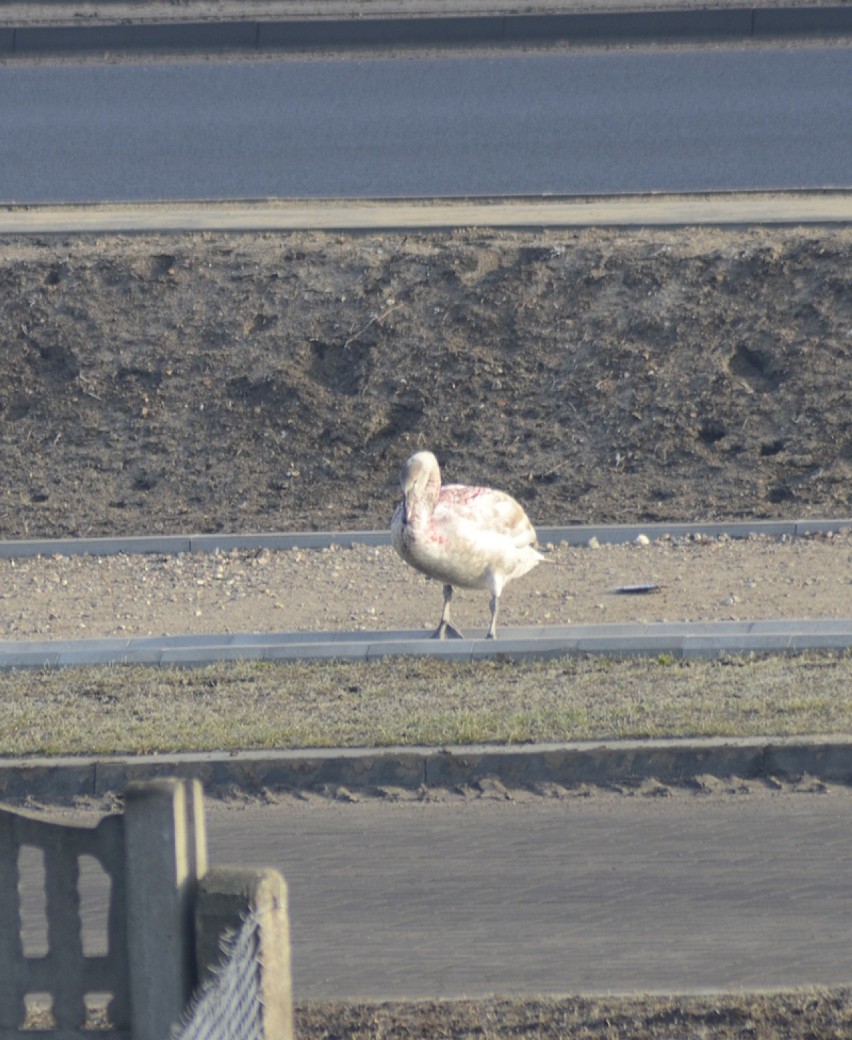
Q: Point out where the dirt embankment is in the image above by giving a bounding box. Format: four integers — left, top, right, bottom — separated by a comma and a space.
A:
0, 225, 849, 541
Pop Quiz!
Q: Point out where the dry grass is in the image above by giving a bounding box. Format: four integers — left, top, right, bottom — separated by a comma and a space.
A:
2, 651, 852, 757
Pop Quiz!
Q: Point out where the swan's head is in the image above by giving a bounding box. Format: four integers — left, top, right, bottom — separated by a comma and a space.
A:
399, 451, 441, 520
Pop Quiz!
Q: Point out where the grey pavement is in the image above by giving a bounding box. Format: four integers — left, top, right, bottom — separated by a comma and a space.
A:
0, 0, 840, 24
220, 795, 852, 998
1, 194, 852, 236
20, 789, 852, 998
2, 194, 851, 236
4, 49, 848, 202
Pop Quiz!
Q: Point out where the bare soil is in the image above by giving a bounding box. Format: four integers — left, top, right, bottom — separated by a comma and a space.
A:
295, 990, 852, 1040
34, 989, 852, 1040
1, 532, 850, 640
0, 226, 850, 542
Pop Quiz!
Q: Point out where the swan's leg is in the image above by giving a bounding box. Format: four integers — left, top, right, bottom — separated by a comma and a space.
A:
486, 592, 499, 639
485, 573, 506, 640
433, 584, 464, 639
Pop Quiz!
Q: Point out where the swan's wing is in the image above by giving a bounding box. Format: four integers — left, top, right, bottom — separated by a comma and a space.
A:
437, 485, 537, 549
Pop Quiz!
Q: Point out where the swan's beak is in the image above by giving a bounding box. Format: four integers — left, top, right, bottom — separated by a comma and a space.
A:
400, 495, 409, 525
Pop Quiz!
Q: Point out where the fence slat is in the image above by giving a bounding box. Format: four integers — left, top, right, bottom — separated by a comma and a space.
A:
0, 805, 130, 1036
124, 779, 208, 1040
0, 810, 25, 1029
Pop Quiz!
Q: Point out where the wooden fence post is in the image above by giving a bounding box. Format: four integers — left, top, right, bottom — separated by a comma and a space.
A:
123, 779, 208, 1040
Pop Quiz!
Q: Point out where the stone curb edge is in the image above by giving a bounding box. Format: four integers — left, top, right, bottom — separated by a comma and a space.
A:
1, 619, 851, 669
1, 5, 851, 55
0, 518, 848, 559
4, 737, 852, 803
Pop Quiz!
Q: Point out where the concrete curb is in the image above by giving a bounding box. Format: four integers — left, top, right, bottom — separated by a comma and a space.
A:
0, 518, 847, 559
2, 5, 852, 55
1, 619, 851, 669
4, 736, 852, 802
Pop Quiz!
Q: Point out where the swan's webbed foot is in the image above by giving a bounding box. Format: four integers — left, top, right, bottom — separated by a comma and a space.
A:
432, 583, 464, 639
432, 620, 465, 640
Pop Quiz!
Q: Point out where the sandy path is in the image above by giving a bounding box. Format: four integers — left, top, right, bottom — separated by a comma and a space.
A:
0, 532, 849, 641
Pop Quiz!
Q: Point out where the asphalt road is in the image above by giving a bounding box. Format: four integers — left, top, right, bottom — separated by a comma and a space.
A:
207, 796, 852, 999
21, 794, 852, 999
0, 44, 850, 203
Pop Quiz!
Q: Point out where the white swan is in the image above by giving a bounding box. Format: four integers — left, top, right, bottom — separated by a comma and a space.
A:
391, 451, 544, 639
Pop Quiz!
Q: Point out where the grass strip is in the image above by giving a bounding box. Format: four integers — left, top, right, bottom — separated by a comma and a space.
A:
2, 652, 852, 757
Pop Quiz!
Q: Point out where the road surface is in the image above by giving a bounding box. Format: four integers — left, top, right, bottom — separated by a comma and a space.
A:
0, 45, 850, 202
17, 790, 852, 998
200, 794, 852, 999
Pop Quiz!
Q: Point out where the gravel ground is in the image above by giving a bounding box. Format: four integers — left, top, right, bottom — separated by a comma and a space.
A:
1, 530, 849, 640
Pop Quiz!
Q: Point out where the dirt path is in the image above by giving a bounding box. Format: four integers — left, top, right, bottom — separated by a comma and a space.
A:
1, 531, 849, 640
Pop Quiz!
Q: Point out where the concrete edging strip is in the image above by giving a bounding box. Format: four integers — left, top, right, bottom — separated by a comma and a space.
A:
3, 6, 852, 55
0, 517, 848, 559
3, 736, 852, 802
0, 620, 850, 669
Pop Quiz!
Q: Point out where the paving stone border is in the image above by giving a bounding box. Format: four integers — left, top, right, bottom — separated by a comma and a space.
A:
1, 619, 851, 669
3, 736, 852, 802
0, 518, 847, 559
